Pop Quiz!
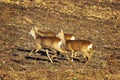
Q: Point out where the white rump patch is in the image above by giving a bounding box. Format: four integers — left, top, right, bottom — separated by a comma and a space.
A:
88, 44, 92, 51
71, 36, 75, 40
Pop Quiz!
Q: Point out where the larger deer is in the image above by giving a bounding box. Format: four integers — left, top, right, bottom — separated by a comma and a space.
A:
28, 27, 67, 63
58, 30, 94, 62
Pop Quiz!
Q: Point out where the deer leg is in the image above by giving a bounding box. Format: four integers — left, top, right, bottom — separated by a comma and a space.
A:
28, 40, 36, 56
70, 50, 74, 62
28, 48, 40, 56
51, 48, 57, 53
28, 50, 34, 56
28, 44, 42, 56
61, 50, 71, 61
34, 48, 40, 53
51, 49, 58, 59
45, 49, 53, 63
34, 43, 42, 53
51, 53, 57, 60
74, 52, 78, 58
64, 51, 70, 62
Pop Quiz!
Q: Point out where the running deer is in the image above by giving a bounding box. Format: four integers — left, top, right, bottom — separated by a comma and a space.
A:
34, 26, 75, 40
28, 27, 67, 63
58, 30, 94, 62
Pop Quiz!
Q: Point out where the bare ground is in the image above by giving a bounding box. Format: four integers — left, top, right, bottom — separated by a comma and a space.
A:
0, 0, 120, 80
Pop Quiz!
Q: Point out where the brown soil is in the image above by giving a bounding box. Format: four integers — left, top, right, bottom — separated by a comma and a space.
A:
0, 0, 120, 80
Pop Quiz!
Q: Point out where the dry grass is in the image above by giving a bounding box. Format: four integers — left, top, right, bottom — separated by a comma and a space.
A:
0, 0, 120, 80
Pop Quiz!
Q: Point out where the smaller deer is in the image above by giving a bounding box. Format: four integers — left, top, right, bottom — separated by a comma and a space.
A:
28, 27, 67, 63
34, 26, 75, 40
58, 30, 94, 62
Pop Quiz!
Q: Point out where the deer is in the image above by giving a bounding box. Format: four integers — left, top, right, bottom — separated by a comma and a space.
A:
57, 30, 94, 62
28, 27, 67, 63
34, 26, 75, 40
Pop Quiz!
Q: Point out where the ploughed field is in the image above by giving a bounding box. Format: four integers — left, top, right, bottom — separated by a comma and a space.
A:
0, 0, 120, 80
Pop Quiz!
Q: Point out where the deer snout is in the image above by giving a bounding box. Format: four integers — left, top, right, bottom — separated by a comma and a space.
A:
88, 44, 93, 51
85, 44, 94, 61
